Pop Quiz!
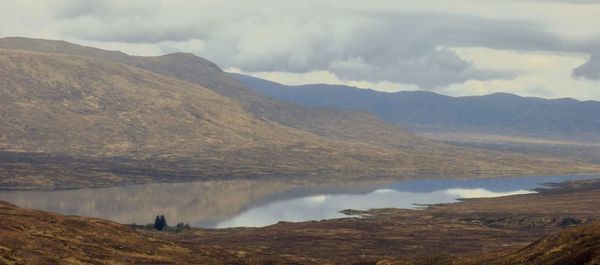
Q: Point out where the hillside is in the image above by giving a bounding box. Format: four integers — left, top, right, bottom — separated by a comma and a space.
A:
0, 38, 599, 189
377, 220, 600, 265
468, 221, 600, 265
0, 37, 425, 149
0, 201, 301, 264
232, 73, 600, 141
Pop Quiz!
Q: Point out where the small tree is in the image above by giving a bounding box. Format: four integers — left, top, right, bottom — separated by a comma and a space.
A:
160, 215, 167, 229
154, 215, 161, 230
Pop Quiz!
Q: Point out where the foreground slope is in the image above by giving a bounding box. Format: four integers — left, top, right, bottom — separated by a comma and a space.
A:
232, 73, 600, 142
469, 221, 600, 265
0, 201, 301, 264
0, 202, 213, 264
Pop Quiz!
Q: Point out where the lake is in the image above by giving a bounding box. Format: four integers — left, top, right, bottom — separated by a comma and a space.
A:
0, 174, 597, 228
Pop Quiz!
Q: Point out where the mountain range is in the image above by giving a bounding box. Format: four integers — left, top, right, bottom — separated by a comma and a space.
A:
232, 73, 600, 142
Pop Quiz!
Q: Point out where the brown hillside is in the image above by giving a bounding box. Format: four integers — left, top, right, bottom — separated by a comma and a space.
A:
460, 220, 600, 265
0, 201, 304, 264
0, 37, 434, 148
0, 49, 422, 186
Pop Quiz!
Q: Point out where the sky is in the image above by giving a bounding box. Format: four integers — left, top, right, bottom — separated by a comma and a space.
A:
1, 0, 600, 100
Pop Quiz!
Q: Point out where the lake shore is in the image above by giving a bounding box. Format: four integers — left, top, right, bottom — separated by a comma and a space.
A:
148, 178, 600, 263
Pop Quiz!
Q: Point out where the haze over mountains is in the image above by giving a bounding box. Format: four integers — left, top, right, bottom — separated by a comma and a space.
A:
0, 37, 598, 189
232, 73, 600, 142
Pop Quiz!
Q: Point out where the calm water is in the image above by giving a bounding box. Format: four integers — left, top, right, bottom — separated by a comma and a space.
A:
0, 175, 597, 228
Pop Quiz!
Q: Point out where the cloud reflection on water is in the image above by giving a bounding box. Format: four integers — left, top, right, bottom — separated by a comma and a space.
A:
215, 187, 536, 228
0, 175, 597, 228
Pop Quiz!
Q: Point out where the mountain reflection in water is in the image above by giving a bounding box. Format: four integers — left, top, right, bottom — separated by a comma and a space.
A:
0, 175, 597, 228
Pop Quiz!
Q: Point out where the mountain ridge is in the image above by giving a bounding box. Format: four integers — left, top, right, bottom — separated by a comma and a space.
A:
231, 73, 600, 141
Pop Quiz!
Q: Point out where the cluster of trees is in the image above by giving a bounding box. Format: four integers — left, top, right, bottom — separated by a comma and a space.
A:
151, 215, 191, 231
175, 222, 191, 230
130, 215, 192, 232
154, 215, 167, 231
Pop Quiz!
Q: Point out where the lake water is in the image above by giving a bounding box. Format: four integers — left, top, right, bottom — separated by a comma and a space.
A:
0, 174, 597, 228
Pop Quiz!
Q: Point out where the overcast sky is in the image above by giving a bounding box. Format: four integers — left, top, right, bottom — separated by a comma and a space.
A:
1, 0, 600, 100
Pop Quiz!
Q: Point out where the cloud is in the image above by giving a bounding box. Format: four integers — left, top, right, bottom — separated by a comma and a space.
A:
1, 0, 600, 95
440, 48, 600, 100
48, 1, 576, 88
527, 0, 600, 4
327, 48, 514, 88
573, 51, 600, 80
54, 1, 159, 20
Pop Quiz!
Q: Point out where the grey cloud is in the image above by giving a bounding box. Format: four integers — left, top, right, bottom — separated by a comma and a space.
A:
49, 1, 593, 89
527, 0, 600, 4
55, 1, 111, 19
55, 0, 158, 20
327, 48, 514, 88
72, 25, 203, 43
573, 53, 600, 80
200, 12, 557, 88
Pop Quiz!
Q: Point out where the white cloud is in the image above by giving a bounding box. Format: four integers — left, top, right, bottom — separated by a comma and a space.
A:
439, 48, 600, 100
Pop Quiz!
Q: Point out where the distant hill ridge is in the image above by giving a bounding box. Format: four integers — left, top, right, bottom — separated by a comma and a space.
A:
231, 73, 600, 141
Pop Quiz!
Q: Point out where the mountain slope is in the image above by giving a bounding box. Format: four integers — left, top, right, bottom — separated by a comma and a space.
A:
0, 49, 317, 156
232, 73, 600, 141
0, 37, 424, 149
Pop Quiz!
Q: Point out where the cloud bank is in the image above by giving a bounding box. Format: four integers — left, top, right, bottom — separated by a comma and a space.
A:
0, 0, 599, 98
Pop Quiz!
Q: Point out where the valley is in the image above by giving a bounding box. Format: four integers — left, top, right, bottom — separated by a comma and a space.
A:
0, 37, 599, 265
2, 1, 600, 263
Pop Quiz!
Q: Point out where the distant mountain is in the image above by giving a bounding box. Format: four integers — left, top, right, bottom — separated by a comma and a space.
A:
0, 37, 598, 189
232, 73, 600, 141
